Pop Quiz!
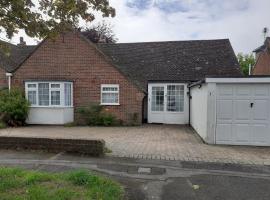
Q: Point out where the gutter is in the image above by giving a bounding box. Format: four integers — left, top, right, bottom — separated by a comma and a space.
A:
5, 72, 13, 91
187, 79, 205, 88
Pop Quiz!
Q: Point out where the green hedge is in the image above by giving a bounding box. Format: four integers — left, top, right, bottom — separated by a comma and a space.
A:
78, 103, 121, 126
0, 89, 30, 126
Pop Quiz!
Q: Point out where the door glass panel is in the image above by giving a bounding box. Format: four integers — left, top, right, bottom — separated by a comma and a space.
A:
167, 85, 184, 112
151, 86, 164, 111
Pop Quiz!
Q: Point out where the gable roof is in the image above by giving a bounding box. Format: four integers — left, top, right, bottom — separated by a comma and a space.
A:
0, 34, 241, 92
0, 41, 36, 72
97, 39, 241, 90
253, 37, 270, 53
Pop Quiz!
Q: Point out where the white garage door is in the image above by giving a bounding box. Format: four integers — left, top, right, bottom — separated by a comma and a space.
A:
216, 84, 270, 146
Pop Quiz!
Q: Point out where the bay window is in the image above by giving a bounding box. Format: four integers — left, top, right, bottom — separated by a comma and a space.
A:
101, 84, 119, 105
25, 82, 73, 107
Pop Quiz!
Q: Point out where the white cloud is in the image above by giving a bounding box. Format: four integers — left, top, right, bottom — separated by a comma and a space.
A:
2, 0, 270, 54
107, 0, 270, 53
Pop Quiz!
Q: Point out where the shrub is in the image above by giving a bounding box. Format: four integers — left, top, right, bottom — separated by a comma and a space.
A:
64, 122, 77, 127
0, 89, 30, 126
0, 121, 6, 129
78, 103, 120, 126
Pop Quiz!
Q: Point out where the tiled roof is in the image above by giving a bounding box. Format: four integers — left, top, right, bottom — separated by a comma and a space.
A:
98, 39, 241, 90
0, 35, 241, 91
253, 37, 270, 53
0, 41, 36, 72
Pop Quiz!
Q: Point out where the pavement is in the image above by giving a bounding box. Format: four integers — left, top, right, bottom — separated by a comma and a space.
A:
1, 124, 270, 165
0, 150, 270, 200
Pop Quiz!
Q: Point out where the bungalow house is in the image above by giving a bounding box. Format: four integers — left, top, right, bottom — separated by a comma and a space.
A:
1, 31, 270, 146
252, 37, 270, 75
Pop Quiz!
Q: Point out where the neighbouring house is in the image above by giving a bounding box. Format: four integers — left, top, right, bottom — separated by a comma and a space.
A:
252, 37, 270, 75
0, 39, 36, 90
1, 30, 270, 146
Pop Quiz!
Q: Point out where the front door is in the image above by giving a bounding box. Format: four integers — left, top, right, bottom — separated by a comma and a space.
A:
148, 83, 187, 124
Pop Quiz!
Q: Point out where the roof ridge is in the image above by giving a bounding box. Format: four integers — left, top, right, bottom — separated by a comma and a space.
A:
98, 39, 230, 45
0, 39, 37, 49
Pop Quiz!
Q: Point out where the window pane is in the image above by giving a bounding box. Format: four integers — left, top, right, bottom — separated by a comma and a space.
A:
51, 84, 60, 88
28, 91, 36, 105
167, 85, 184, 112
151, 86, 164, 111
38, 83, 49, 106
27, 84, 36, 88
102, 93, 118, 104
51, 91, 60, 105
102, 87, 118, 92
64, 83, 72, 106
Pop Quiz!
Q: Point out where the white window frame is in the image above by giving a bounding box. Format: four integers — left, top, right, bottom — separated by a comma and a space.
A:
25, 81, 73, 108
100, 84, 120, 106
50, 83, 61, 106
26, 83, 38, 106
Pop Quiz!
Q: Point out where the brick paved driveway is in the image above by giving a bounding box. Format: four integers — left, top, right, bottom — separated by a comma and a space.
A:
1, 125, 270, 165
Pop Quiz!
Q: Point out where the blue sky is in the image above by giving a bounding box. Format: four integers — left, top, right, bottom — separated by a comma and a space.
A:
2, 0, 270, 54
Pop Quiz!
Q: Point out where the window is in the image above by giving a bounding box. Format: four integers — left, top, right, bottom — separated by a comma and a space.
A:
101, 84, 119, 105
25, 82, 73, 107
28, 91, 37, 105
51, 91, 60, 105
50, 83, 61, 106
38, 83, 49, 106
64, 83, 72, 106
151, 86, 164, 111
27, 83, 37, 105
167, 85, 184, 112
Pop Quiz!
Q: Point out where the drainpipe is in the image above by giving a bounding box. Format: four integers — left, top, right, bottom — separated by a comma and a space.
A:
188, 87, 191, 126
5, 73, 13, 91
248, 64, 252, 76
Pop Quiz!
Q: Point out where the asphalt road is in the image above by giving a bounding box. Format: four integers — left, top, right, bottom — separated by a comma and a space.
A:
161, 175, 270, 200
0, 150, 270, 200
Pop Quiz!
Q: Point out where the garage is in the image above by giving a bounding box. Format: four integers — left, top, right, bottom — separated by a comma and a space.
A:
190, 77, 270, 146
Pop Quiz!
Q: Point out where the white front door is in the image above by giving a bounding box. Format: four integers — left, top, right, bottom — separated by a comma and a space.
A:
148, 83, 188, 124
216, 84, 270, 146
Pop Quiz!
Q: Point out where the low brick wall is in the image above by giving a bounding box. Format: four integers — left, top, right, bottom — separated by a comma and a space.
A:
0, 136, 105, 156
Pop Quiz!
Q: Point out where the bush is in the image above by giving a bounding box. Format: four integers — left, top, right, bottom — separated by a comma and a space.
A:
0, 89, 30, 126
64, 122, 77, 127
78, 103, 120, 126
0, 121, 6, 129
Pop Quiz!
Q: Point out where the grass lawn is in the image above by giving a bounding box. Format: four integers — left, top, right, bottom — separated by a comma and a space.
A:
0, 167, 124, 200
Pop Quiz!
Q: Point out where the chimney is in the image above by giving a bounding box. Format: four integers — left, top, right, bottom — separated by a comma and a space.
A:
18, 37, 26, 46
98, 34, 107, 43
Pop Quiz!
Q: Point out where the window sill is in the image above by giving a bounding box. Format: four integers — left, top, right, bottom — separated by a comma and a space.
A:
100, 103, 120, 106
29, 106, 74, 108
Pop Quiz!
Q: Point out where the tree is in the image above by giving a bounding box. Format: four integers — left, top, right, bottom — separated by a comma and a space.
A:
237, 53, 256, 76
0, 0, 115, 40
82, 21, 117, 43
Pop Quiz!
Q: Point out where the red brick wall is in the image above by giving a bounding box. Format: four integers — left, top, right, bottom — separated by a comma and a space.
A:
253, 51, 270, 75
0, 67, 7, 89
12, 31, 145, 125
